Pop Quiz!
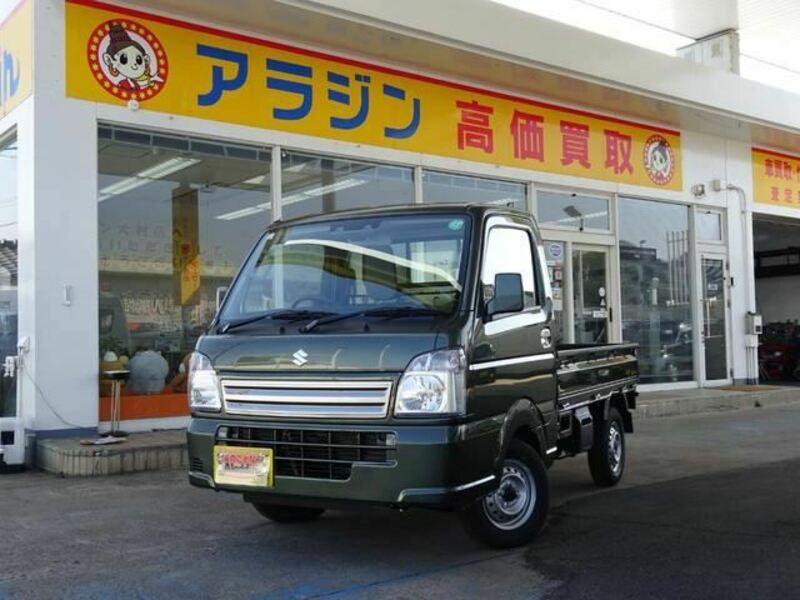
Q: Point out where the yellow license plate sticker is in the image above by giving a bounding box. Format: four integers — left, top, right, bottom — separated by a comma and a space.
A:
213, 445, 273, 487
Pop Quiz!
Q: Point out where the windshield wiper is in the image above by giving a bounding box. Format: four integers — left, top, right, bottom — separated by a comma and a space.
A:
300, 306, 448, 333
220, 309, 335, 333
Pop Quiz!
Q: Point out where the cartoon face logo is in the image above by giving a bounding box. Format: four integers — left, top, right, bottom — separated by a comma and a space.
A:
643, 135, 675, 186
87, 20, 168, 102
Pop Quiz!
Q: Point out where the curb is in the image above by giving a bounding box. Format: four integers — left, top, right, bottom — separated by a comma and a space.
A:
636, 388, 800, 419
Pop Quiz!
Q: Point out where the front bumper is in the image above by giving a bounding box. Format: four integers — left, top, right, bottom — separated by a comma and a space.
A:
187, 416, 500, 509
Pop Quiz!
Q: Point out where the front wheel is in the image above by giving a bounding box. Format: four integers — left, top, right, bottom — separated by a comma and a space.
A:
587, 407, 626, 487
460, 439, 550, 548
252, 503, 325, 523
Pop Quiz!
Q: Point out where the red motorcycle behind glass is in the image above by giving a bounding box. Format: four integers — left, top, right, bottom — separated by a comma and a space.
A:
759, 322, 800, 381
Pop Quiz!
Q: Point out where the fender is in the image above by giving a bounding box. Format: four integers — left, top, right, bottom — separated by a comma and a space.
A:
494, 398, 549, 474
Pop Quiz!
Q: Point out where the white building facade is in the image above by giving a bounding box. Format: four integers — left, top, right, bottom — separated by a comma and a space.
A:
2, 0, 800, 461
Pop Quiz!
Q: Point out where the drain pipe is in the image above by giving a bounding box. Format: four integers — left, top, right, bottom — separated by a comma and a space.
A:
726, 183, 758, 385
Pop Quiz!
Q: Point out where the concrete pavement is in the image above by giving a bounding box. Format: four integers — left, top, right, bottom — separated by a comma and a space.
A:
1, 404, 799, 599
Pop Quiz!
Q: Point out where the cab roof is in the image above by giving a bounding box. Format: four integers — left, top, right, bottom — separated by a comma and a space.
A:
268, 203, 531, 229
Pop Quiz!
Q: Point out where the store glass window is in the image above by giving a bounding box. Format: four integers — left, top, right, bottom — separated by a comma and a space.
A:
0, 135, 18, 419
281, 152, 414, 220
98, 126, 271, 399
423, 171, 526, 208
537, 190, 610, 231
619, 197, 693, 384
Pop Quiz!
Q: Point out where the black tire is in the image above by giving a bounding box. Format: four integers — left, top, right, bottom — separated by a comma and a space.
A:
460, 439, 550, 549
252, 503, 325, 523
588, 407, 626, 487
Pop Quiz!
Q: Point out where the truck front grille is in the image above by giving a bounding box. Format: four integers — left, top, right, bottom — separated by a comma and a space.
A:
221, 379, 393, 419
219, 426, 396, 481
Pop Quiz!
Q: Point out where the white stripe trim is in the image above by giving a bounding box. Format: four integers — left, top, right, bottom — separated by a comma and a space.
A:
469, 353, 555, 371
453, 474, 496, 492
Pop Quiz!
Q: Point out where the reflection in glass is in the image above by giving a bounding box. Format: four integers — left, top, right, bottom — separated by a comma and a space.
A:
281, 152, 414, 220
702, 258, 727, 380
482, 227, 537, 309
0, 136, 17, 418
542, 240, 565, 342
538, 191, 610, 230
423, 171, 526, 208
222, 214, 470, 320
97, 126, 271, 398
696, 211, 722, 242
619, 197, 693, 383
573, 249, 608, 344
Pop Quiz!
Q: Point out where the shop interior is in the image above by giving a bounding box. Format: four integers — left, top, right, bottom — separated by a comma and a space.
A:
96, 125, 528, 409
754, 217, 800, 382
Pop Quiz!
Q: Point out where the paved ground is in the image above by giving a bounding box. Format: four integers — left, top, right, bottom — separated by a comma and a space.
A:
1, 404, 799, 599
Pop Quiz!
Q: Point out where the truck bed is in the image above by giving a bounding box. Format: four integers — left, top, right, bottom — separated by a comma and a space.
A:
556, 343, 638, 414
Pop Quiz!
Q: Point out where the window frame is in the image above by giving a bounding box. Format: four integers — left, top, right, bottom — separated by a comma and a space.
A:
695, 207, 726, 246
535, 187, 613, 234
478, 217, 544, 323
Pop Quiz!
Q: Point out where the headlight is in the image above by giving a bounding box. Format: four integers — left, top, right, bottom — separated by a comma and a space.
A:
188, 352, 221, 412
395, 348, 466, 416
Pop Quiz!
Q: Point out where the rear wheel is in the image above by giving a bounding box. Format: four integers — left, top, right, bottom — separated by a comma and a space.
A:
588, 407, 626, 487
252, 503, 325, 523
460, 439, 549, 548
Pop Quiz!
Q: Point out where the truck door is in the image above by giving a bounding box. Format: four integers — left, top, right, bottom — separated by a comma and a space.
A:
469, 216, 558, 438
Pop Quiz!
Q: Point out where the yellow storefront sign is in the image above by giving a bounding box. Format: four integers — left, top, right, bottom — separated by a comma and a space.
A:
0, 0, 33, 117
752, 147, 800, 209
66, 0, 682, 191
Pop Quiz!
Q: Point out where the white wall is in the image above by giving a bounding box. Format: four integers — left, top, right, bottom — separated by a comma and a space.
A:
24, 0, 99, 434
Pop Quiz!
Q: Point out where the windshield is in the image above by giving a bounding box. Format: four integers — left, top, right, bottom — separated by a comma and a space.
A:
220, 213, 471, 323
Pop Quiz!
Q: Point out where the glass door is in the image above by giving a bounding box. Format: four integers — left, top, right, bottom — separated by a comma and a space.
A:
572, 246, 610, 344
0, 134, 21, 465
542, 241, 566, 343
701, 256, 729, 382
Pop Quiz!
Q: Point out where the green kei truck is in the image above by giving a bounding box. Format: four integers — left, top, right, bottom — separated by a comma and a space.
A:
187, 204, 638, 548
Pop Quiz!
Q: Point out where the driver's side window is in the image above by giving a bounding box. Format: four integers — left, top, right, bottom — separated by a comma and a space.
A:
482, 226, 538, 312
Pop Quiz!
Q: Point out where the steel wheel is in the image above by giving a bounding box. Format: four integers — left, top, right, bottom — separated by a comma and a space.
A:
482, 460, 537, 530
588, 407, 626, 487
461, 439, 550, 548
608, 422, 623, 477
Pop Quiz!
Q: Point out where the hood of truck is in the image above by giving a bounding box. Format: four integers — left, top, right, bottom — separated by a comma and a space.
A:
199, 332, 443, 373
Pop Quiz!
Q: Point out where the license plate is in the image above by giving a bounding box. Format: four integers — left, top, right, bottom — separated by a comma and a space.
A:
213, 445, 273, 487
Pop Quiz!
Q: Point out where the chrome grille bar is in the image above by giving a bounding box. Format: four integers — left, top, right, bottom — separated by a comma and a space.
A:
221, 379, 393, 419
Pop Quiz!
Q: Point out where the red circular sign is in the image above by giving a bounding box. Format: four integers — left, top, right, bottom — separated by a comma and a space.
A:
87, 19, 169, 102
642, 134, 676, 186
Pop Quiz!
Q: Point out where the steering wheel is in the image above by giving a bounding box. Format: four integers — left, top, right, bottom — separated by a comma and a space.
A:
291, 295, 336, 310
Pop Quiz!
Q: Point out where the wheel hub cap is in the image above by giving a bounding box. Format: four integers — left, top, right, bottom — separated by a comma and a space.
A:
608, 424, 622, 475
482, 460, 536, 530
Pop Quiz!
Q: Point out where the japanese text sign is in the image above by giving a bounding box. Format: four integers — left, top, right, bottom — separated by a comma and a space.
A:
66, 0, 682, 191
0, 0, 33, 118
752, 147, 800, 209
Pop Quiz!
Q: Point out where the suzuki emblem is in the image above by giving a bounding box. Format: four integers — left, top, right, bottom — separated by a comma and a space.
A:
292, 349, 309, 367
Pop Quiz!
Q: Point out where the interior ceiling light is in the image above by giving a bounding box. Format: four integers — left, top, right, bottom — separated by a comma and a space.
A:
216, 177, 367, 221
98, 157, 201, 202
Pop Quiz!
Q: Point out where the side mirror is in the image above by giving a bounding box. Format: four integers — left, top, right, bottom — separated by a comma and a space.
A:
487, 273, 524, 318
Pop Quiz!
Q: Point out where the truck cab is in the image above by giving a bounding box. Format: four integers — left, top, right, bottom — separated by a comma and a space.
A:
187, 204, 636, 547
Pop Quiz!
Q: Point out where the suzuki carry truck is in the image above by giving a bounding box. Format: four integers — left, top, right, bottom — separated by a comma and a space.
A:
187, 204, 637, 548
